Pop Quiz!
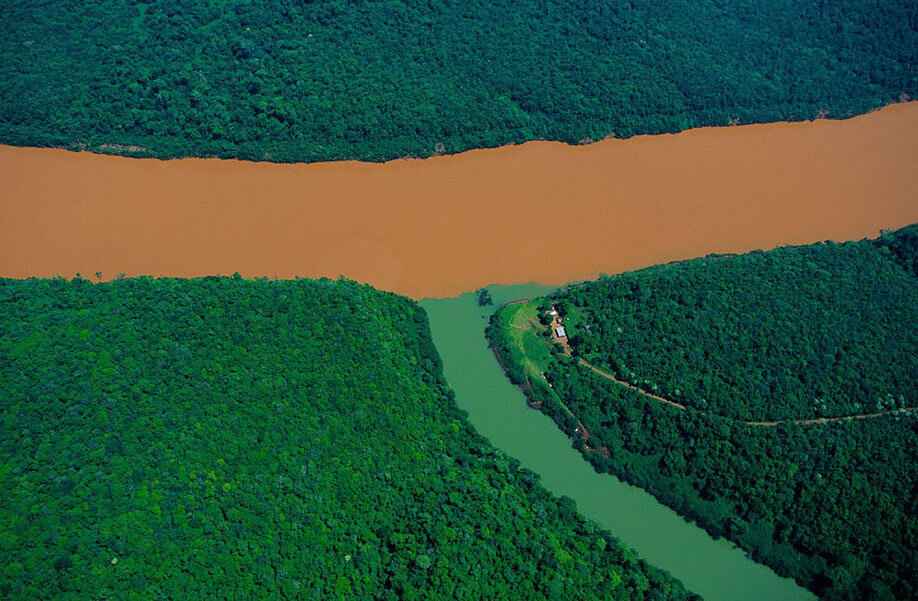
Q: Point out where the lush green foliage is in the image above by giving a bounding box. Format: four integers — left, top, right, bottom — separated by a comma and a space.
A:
2, 0, 914, 162
558, 231, 918, 420
0, 276, 696, 601
476, 288, 493, 307
488, 226, 918, 600
544, 363, 917, 601
878, 224, 918, 276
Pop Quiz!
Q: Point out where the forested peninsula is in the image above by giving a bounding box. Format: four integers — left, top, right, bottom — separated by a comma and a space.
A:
2, 0, 915, 163
0, 276, 697, 600
487, 225, 918, 601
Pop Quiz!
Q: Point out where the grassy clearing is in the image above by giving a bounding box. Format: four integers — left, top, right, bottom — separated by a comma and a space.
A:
503, 301, 553, 380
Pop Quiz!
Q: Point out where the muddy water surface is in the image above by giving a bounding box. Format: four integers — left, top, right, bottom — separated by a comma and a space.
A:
2, 103, 917, 297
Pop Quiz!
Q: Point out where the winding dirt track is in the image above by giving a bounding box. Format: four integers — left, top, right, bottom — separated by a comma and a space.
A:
578, 355, 914, 427
2, 103, 918, 299
543, 305, 914, 427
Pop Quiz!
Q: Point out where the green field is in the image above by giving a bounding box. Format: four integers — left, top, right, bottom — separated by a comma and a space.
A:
493, 301, 553, 382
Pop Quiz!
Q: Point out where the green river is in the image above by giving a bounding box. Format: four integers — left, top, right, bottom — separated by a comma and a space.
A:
421, 283, 813, 601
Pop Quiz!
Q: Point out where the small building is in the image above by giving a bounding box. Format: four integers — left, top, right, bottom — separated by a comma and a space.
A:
547, 309, 558, 316
555, 326, 567, 338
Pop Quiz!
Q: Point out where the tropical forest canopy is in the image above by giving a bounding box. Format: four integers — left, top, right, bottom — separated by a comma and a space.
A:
1, 0, 915, 162
0, 276, 697, 601
487, 225, 918, 601
555, 230, 918, 421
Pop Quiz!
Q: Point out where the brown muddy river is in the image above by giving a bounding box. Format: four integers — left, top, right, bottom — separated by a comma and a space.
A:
1, 103, 916, 298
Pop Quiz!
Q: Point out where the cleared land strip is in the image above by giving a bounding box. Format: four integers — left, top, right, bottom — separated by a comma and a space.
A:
576, 355, 914, 427
578, 359, 687, 411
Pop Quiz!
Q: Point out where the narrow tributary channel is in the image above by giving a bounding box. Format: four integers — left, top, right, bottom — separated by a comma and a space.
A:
421, 283, 813, 601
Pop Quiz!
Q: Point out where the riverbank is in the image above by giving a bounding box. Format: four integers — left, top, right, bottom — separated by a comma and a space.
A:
2, 103, 917, 298
421, 285, 813, 601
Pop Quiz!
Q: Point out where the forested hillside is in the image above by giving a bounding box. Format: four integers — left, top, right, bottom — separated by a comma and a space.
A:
557, 229, 918, 421
1, 0, 914, 163
0, 276, 696, 600
488, 226, 918, 601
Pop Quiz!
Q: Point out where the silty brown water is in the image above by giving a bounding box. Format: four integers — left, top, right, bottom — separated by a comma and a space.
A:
1, 103, 916, 297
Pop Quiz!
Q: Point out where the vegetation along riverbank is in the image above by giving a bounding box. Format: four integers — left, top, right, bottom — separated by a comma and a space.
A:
487, 225, 918, 600
2, 0, 914, 163
0, 275, 700, 600
423, 286, 812, 601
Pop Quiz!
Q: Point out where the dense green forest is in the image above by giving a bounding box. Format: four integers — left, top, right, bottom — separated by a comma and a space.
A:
1, 0, 915, 163
487, 226, 918, 601
556, 230, 918, 421
0, 276, 697, 600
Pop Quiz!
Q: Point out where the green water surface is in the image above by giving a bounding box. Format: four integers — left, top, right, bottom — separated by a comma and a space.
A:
421, 283, 813, 601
